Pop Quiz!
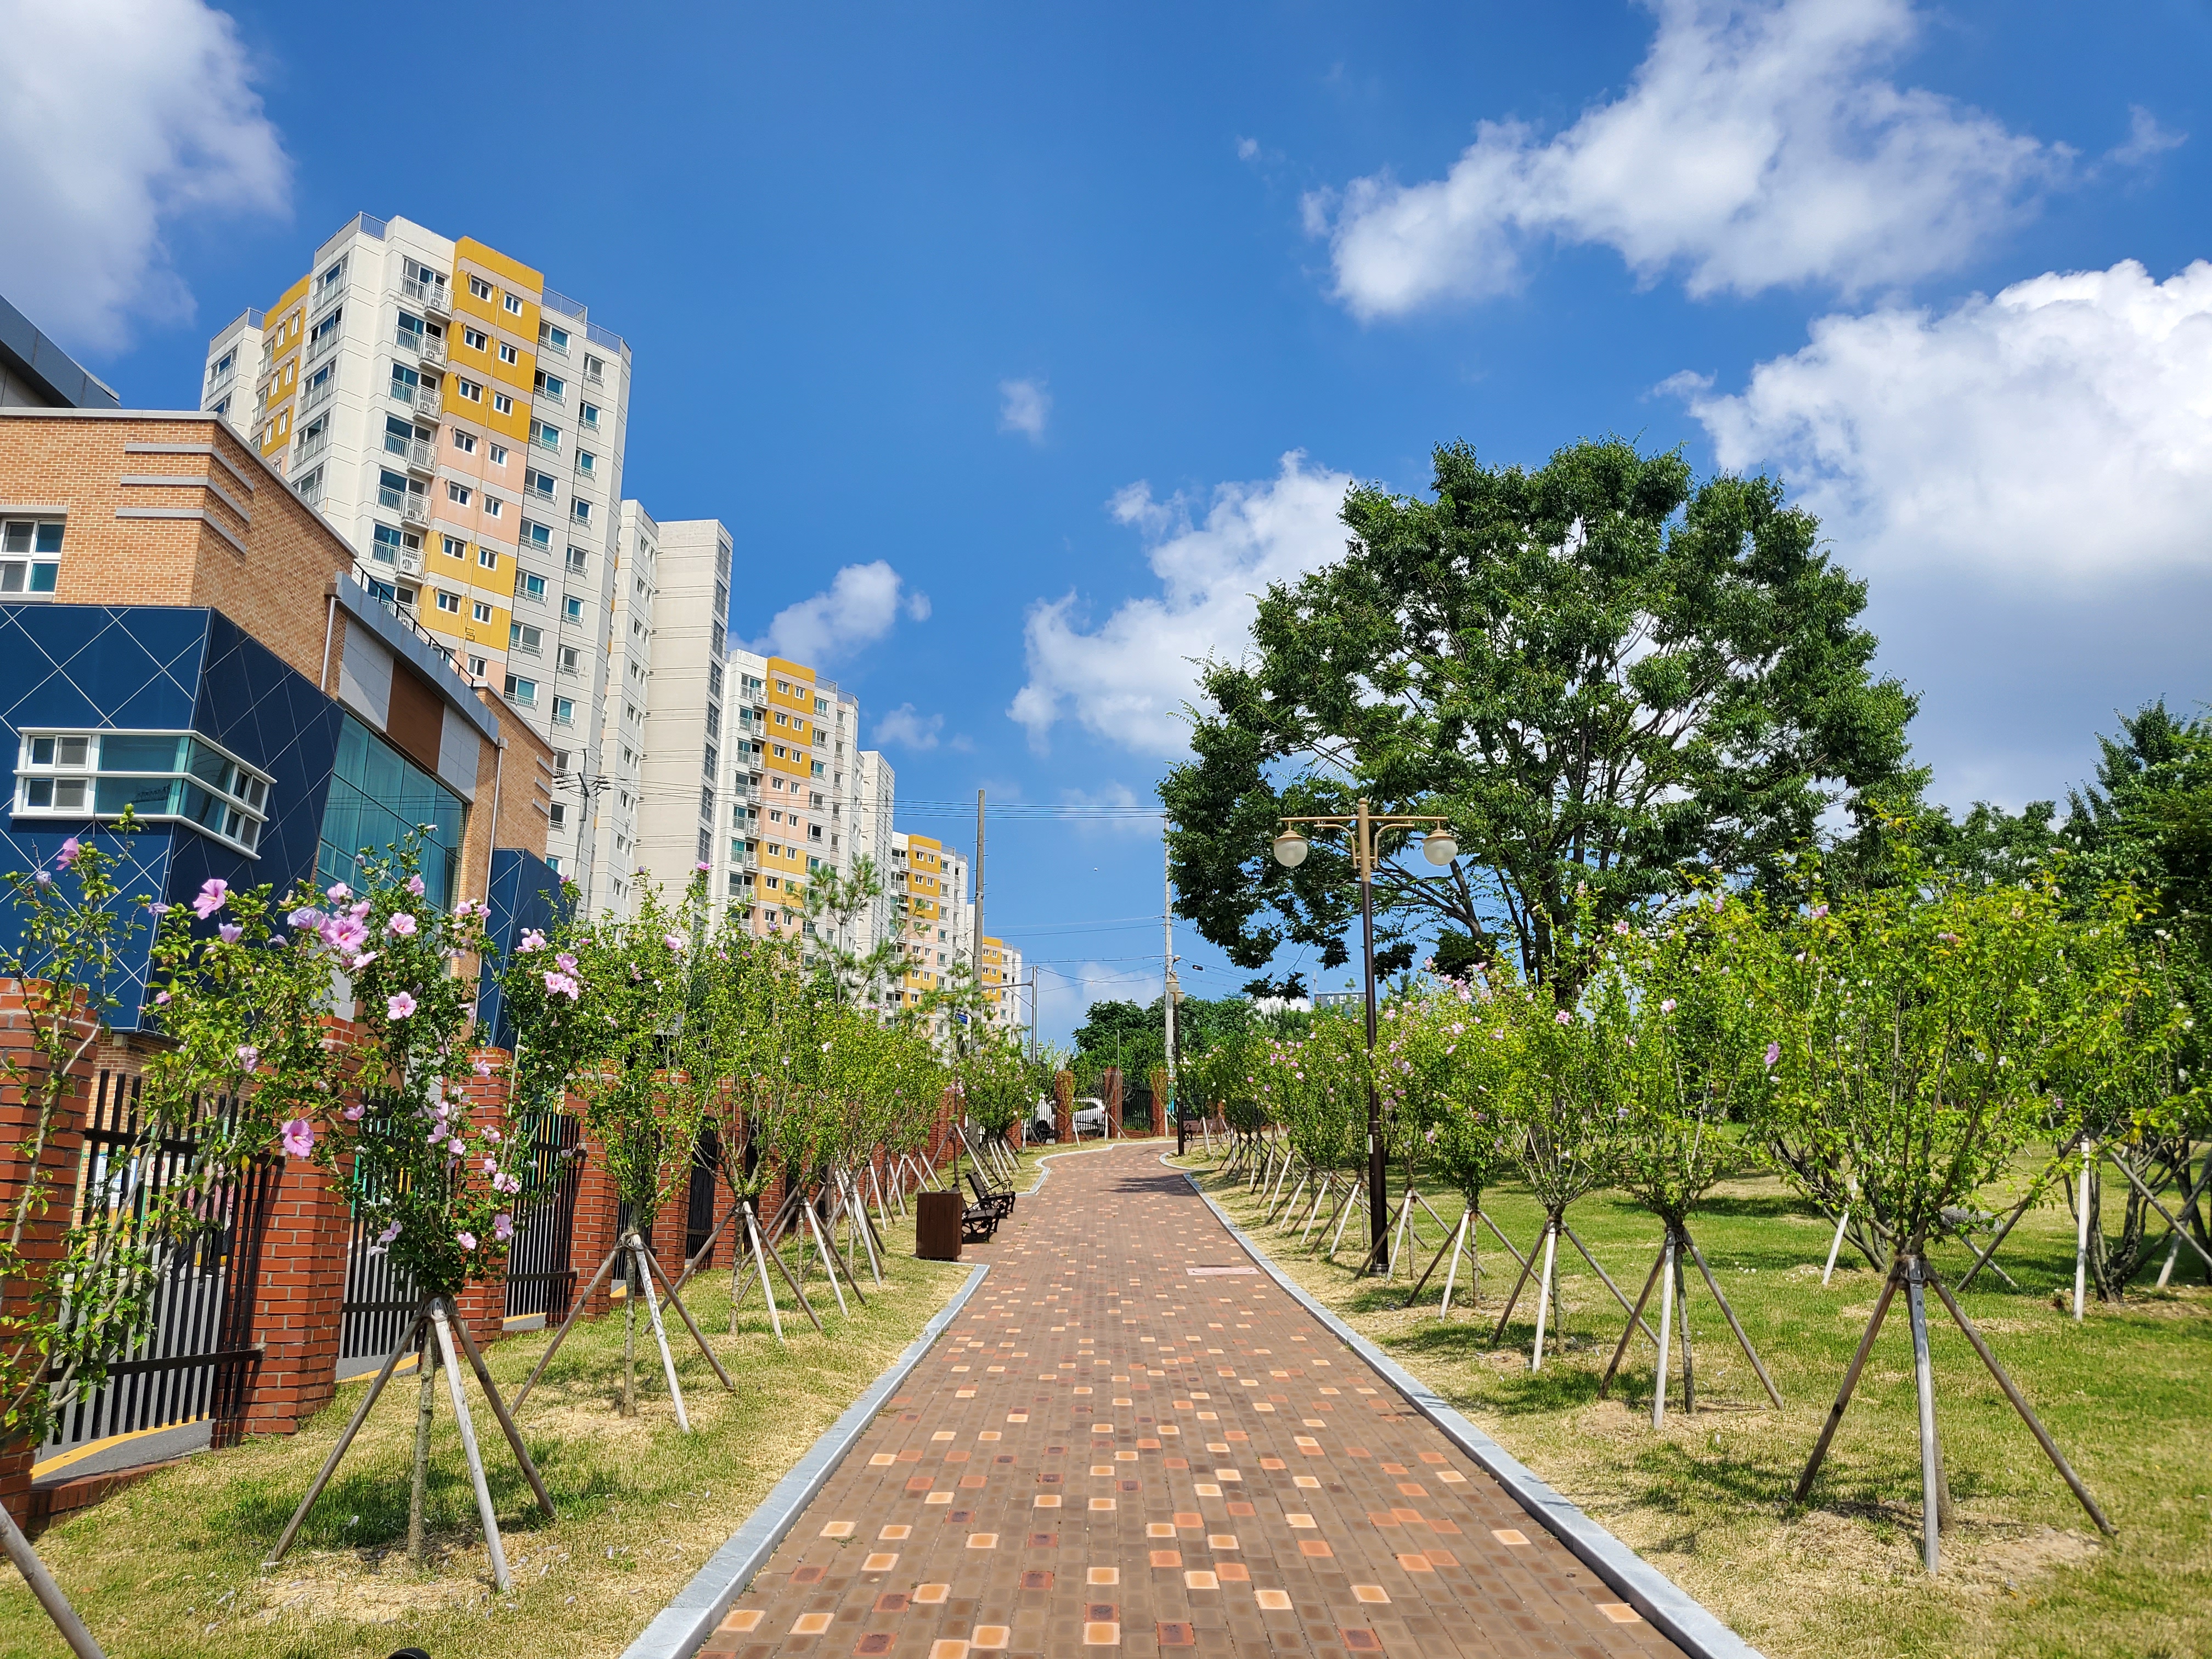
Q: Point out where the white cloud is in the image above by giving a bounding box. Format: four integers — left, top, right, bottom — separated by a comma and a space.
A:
999, 378, 1051, 442
1237, 137, 1260, 161
1677, 258, 2212, 584
1312, 0, 2061, 318
756, 560, 924, 663
874, 704, 944, 751
1010, 453, 1352, 756
2109, 105, 2185, 168
0, 0, 290, 351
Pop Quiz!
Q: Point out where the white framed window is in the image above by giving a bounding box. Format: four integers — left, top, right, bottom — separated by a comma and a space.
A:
577, 449, 596, 476
435, 590, 461, 614
455, 377, 483, 402
469, 653, 488, 676
446, 481, 473, 506
451, 430, 477, 455
492, 392, 514, 415
1, 518, 65, 597
531, 420, 560, 450
539, 322, 570, 353
462, 326, 489, 351
489, 442, 509, 465
558, 645, 580, 674
509, 622, 541, 653
442, 534, 466, 558
570, 499, 591, 524
515, 570, 548, 601
482, 495, 503, 518
498, 342, 519, 365
503, 292, 523, 315
580, 402, 600, 428
14, 730, 272, 856
478, 548, 498, 569
469, 275, 494, 301
565, 546, 588, 574
552, 696, 575, 726
472, 600, 493, 623
563, 595, 584, 620
503, 673, 538, 704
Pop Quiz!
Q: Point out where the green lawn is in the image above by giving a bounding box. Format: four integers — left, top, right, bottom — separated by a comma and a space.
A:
1181, 1148, 2212, 1659
1, 1192, 990, 1659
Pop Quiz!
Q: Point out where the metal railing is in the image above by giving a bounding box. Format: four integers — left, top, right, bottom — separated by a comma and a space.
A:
307, 329, 341, 364
394, 328, 445, 365
400, 274, 450, 312
294, 427, 328, 466
300, 376, 335, 415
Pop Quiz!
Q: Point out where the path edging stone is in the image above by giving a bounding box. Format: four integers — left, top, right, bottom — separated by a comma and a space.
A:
618, 1259, 992, 1659
1173, 1158, 1768, 1659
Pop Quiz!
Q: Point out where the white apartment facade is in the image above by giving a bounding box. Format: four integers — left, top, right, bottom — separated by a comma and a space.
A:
580, 501, 658, 916
633, 517, 730, 905
199, 213, 633, 907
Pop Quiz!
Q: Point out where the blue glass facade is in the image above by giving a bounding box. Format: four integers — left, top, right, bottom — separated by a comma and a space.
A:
475, 847, 571, 1053
0, 605, 485, 1031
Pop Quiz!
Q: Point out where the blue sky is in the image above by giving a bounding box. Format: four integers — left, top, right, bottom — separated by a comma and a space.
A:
4, 1, 2208, 1038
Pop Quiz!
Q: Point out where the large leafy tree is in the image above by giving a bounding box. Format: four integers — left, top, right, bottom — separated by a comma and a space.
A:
1162, 438, 1916, 990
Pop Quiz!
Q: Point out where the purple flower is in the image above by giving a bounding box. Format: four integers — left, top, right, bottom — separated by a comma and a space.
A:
695, 860, 710, 873
148, 902, 171, 917
1660, 998, 1677, 1014
448, 1137, 465, 1154
1764, 1041, 1781, 1071
555, 951, 578, 973
280, 1118, 314, 1159
664, 932, 686, 954
34, 871, 52, 888
473, 1058, 493, 1079
544, 971, 581, 1000
1554, 1011, 1571, 1025
326, 883, 351, 901
343, 1101, 365, 1121
376, 1220, 400, 1245
1809, 904, 1829, 920
218, 922, 244, 944
407, 873, 426, 898
55, 838, 81, 869
386, 991, 417, 1019
193, 878, 230, 919
456, 1230, 477, 1252
387, 912, 418, 937
236, 1044, 259, 1070
493, 1212, 515, 1243
518, 929, 547, 953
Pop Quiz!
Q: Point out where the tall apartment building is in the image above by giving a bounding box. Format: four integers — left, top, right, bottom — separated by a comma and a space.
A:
582, 501, 658, 916
979, 935, 1025, 1032
624, 517, 895, 966
890, 831, 971, 1010
199, 213, 631, 907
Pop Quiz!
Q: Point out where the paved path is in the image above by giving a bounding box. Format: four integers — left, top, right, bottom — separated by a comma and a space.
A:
701, 1145, 1684, 1657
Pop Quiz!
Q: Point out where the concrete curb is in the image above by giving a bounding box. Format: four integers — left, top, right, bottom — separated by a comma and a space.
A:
618, 1259, 993, 1659
1171, 1158, 1768, 1659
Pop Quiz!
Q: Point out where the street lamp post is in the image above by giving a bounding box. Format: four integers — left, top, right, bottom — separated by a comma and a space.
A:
1272, 799, 1456, 1268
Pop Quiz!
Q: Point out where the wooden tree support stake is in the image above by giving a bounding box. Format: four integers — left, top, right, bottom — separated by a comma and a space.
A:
515, 1247, 622, 1412
269, 1304, 430, 1563
3, 1467, 106, 1658
1561, 1223, 1659, 1347
640, 1240, 736, 1392
445, 1306, 557, 1521
1599, 1248, 1668, 1400
1683, 1230, 1784, 1408
430, 1299, 512, 1592
1795, 1259, 1904, 1504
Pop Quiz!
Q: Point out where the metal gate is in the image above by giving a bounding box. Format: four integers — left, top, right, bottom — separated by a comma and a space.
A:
337, 1104, 419, 1380
38, 1069, 276, 1461
684, 1126, 721, 1267
504, 1110, 583, 1324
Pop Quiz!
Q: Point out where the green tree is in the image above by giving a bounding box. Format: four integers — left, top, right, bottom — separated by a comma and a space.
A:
1162, 437, 1916, 992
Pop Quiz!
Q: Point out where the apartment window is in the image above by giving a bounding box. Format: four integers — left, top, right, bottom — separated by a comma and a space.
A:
370, 523, 405, 566
482, 495, 502, 519
531, 420, 560, 451
207, 349, 234, 386
576, 449, 596, 476
563, 595, 584, 621
698, 828, 714, 865
700, 785, 715, 819
462, 326, 489, 351
565, 546, 588, 574
489, 442, 509, 465
16, 731, 271, 855
446, 481, 473, 507
452, 428, 477, 454
477, 546, 498, 570
521, 519, 552, 550
435, 590, 461, 614
293, 463, 322, 504
708, 663, 724, 698
533, 371, 565, 400
492, 392, 514, 415
503, 292, 523, 314
549, 802, 566, 826
570, 499, 591, 524
469, 654, 488, 677
469, 275, 494, 301
772, 744, 787, 760
811, 760, 825, 778
472, 601, 493, 623
515, 570, 548, 601
510, 622, 542, 654
495, 342, 517, 366
710, 619, 725, 655
503, 674, 538, 705
390, 364, 420, 400
455, 377, 483, 402
583, 353, 605, 383
442, 535, 466, 558
539, 322, 569, 353
396, 312, 427, 351
0, 519, 64, 596
308, 308, 343, 352
703, 745, 718, 777
525, 469, 556, 500
704, 704, 720, 739
558, 645, 580, 674
580, 402, 600, 428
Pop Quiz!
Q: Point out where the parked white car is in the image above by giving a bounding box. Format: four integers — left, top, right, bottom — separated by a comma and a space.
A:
1031, 1097, 1112, 1140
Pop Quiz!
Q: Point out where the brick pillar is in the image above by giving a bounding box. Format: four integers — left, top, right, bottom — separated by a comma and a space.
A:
1054, 1071, 1074, 1143
0, 983, 94, 1522
241, 1150, 349, 1437
1150, 1067, 1171, 1137
570, 1114, 619, 1319
445, 1047, 514, 1350
1103, 1067, 1124, 1138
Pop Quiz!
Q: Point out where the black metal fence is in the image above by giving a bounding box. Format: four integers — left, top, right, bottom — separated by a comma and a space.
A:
38, 1068, 276, 1460
683, 1126, 721, 1266
504, 1110, 583, 1323
337, 1103, 418, 1380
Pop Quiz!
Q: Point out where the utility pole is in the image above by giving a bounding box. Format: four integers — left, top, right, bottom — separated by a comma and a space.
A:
1163, 828, 1177, 1130
973, 787, 985, 1026
1027, 966, 1038, 1060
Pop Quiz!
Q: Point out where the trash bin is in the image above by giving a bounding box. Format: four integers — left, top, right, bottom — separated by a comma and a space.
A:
916, 1190, 964, 1260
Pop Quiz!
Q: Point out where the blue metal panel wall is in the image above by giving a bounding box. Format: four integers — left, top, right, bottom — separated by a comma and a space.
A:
476, 847, 572, 1054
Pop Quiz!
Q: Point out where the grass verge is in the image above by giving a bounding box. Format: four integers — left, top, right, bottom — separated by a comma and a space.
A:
1178, 1150, 2212, 1659
2, 1204, 973, 1659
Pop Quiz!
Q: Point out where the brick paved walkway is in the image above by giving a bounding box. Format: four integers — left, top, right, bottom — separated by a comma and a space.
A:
699, 1146, 1685, 1657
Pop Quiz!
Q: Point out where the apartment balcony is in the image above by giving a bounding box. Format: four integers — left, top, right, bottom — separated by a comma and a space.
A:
306, 330, 340, 365
300, 377, 335, 416
400, 274, 451, 314
396, 329, 447, 366
390, 379, 441, 417
294, 428, 329, 467
533, 382, 566, 408
294, 470, 325, 508
205, 361, 235, 396
309, 277, 345, 317
383, 433, 436, 474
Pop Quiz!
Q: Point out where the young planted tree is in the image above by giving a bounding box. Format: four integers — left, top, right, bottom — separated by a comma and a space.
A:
1390, 978, 1523, 1315
1600, 907, 1783, 1423
1752, 856, 2119, 1572
261, 844, 551, 1589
